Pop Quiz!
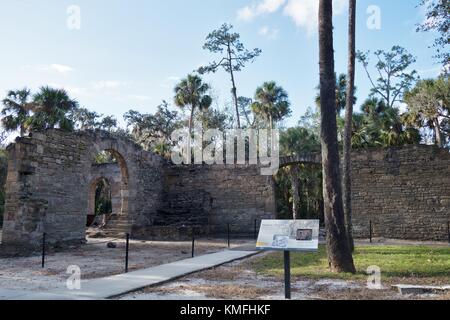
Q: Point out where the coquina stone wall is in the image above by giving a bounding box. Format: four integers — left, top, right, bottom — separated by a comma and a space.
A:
1, 128, 448, 254
351, 145, 450, 241
0, 129, 164, 253
0, 129, 276, 253
156, 164, 275, 237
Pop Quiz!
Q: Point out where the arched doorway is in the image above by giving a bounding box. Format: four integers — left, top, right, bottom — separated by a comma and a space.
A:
87, 177, 112, 227
87, 149, 129, 235
276, 153, 324, 223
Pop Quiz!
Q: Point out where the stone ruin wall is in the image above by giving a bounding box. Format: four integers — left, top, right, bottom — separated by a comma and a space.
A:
0, 130, 164, 253
351, 145, 450, 241
1, 129, 449, 255
0, 129, 275, 252
153, 164, 276, 238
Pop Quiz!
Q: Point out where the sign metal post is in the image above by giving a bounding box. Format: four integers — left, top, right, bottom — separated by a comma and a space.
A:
284, 250, 291, 299
256, 220, 320, 301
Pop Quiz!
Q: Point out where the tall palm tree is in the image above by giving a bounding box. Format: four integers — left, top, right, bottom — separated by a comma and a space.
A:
343, 0, 357, 252
29, 86, 78, 131
1, 88, 33, 136
251, 81, 291, 129
318, 0, 355, 273
174, 74, 212, 160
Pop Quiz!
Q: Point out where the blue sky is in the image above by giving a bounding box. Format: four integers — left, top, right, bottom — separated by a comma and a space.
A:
0, 0, 442, 130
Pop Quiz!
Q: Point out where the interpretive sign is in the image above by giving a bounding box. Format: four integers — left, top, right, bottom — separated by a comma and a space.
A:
256, 220, 320, 252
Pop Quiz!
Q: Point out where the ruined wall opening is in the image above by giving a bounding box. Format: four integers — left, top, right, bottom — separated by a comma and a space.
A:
87, 149, 129, 236
275, 163, 324, 224
87, 177, 112, 227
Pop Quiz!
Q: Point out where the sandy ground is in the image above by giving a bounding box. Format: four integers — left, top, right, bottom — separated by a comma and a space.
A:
0, 234, 250, 292
118, 252, 450, 301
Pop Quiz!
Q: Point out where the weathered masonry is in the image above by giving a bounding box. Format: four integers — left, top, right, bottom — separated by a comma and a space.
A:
1, 129, 449, 254
0, 129, 275, 253
278, 146, 450, 241
351, 145, 450, 241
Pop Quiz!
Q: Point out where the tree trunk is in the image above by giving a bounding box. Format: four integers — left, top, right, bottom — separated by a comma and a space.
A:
187, 106, 195, 164
228, 44, 241, 129
343, 0, 356, 252
290, 166, 300, 220
434, 118, 443, 148
318, 0, 356, 273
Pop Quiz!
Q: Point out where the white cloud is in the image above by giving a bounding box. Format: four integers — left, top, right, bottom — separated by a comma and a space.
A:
259, 26, 280, 39
128, 94, 152, 101
48, 64, 74, 73
283, 0, 347, 36
167, 76, 181, 82
21, 64, 74, 74
160, 75, 181, 88
93, 80, 127, 90
237, 0, 286, 22
48, 83, 87, 96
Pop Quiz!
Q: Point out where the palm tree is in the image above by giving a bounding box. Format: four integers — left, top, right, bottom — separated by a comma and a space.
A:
1, 88, 33, 137
315, 74, 354, 115
318, 0, 356, 273
251, 81, 291, 129
343, 0, 357, 252
174, 74, 212, 160
29, 86, 78, 131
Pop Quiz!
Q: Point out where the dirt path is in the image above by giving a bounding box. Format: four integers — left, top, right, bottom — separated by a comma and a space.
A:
0, 236, 250, 292
118, 252, 450, 300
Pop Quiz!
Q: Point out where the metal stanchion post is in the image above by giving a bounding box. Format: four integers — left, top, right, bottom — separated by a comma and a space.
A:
227, 223, 230, 248
125, 233, 130, 273
41, 233, 46, 268
191, 230, 195, 258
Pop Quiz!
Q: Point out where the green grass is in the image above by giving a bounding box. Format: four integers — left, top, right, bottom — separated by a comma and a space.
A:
250, 245, 450, 281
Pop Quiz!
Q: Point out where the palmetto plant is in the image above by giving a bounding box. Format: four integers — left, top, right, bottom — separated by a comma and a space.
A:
174, 74, 212, 156
251, 81, 291, 129
28, 86, 78, 131
1, 88, 33, 136
359, 97, 420, 147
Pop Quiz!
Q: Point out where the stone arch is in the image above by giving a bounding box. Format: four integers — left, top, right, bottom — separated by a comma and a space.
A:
89, 149, 129, 218
87, 135, 138, 235
0, 129, 165, 253
277, 152, 324, 221
279, 152, 322, 169
86, 175, 120, 227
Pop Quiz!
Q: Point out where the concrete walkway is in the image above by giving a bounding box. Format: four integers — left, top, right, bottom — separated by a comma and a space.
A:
1, 249, 258, 300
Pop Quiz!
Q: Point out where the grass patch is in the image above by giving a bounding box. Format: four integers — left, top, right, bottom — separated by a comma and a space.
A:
250, 245, 450, 281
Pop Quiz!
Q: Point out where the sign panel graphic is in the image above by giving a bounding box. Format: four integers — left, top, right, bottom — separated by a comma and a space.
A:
256, 220, 320, 252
